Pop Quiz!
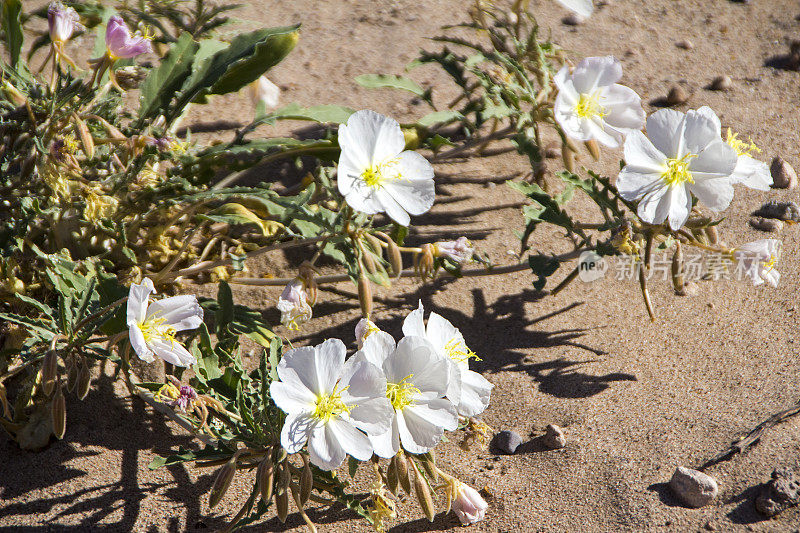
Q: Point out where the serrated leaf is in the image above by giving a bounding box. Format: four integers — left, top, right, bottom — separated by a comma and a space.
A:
355, 73, 425, 96
139, 32, 199, 120
175, 25, 299, 115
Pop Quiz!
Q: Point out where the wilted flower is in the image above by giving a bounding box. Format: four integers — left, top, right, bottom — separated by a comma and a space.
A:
249, 75, 280, 109
554, 56, 645, 149
366, 479, 397, 532
353, 332, 457, 457
555, 0, 593, 17
450, 481, 488, 525
355, 317, 381, 349
126, 278, 203, 367
433, 237, 474, 264
403, 302, 493, 418
617, 107, 738, 230
157, 381, 197, 412
105, 16, 152, 60
276, 278, 314, 330
337, 110, 435, 226
733, 239, 781, 287
48, 2, 83, 44
269, 339, 393, 470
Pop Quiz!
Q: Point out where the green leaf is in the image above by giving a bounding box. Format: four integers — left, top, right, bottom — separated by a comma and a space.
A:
139, 32, 200, 120
259, 102, 355, 124
348, 455, 359, 478
175, 25, 299, 115
216, 281, 234, 334
1, 0, 23, 69
355, 73, 425, 96
416, 110, 463, 127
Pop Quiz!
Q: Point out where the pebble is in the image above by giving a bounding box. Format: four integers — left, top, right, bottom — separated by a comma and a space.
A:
756, 467, 799, 517
492, 430, 523, 455
770, 157, 798, 189
666, 86, 689, 106
669, 466, 719, 508
562, 13, 585, 26
484, 181, 497, 189
754, 200, 800, 221
542, 424, 566, 449
709, 75, 732, 91
704, 521, 717, 531
749, 216, 784, 232
675, 39, 694, 50
544, 142, 561, 159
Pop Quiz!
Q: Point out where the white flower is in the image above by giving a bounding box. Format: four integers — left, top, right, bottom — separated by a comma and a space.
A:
434, 237, 474, 264
276, 278, 313, 330
554, 56, 645, 149
733, 239, 781, 287
402, 302, 493, 418
616, 107, 739, 230
337, 110, 435, 226
451, 481, 488, 525
355, 317, 381, 349
270, 339, 393, 470
126, 278, 203, 367
555, 0, 593, 17
353, 332, 458, 457
249, 75, 280, 109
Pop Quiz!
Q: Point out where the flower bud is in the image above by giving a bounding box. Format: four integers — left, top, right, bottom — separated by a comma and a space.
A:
77, 359, 91, 400
51, 385, 66, 439
450, 481, 488, 525
419, 451, 438, 483
209, 456, 237, 508
355, 317, 380, 349
357, 273, 372, 318
275, 463, 290, 522
249, 75, 280, 109
671, 242, 685, 295
257, 453, 274, 503
396, 452, 411, 495
277, 278, 313, 330
72, 113, 94, 159
562, 145, 576, 173
300, 454, 312, 506
584, 139, 600, 161
414, 244, 435, 280
386, 455, 400, 495
412, 461, 435, 522
42, 350, 58, 397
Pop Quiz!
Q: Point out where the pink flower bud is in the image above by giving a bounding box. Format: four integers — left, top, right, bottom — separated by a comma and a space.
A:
434, 237, 474, 264
277, 278, 313, 330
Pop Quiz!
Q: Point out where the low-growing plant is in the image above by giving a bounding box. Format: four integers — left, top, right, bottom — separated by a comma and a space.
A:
0, 0, 784, 531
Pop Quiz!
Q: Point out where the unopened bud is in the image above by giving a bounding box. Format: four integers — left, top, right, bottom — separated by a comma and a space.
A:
300, 454, 312, 506
705, 225, 719, 245
51, 385, 66, 439
412, 461, 435, 522
386, 455, 400, 495
584, 139, 600, 161
671, 242, 685, 295
561, 145, 575, 173
357, 273, 372, 318
77, 359, 91, 400
209, 456, 237, 508
419, 451, 438, 483
275, 463, 290, 523
396, 452, 411, 495
258, 454, 274, 504
72, 113, 94, 159
42, 350, 58, 397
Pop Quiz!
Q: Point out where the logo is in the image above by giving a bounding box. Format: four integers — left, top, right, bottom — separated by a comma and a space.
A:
578, 251, 607, 282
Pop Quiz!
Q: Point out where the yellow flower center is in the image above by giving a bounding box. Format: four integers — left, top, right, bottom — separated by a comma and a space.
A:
313, 383, 351, 422
386, 375, 420, 410
156, 383, 180, 402
726, 128, 760, 157
661, 153, 696, 186
443, 338, 481, 363
360, 159, 401, 189
762, 253, 779, 272
139, 316, 176, 344
574, 91, 607, 119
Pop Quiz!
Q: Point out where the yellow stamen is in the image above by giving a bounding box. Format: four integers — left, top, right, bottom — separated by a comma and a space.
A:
574, 91, 607, 119
313, 382, 351, 422
156, 383, 180, 402
360, 158, 402, 189
444, 338, 481, 363
726, 128, 760, 157
762, 254, 778, 272
661, 153, 696, 186
386, 375, 420, 410
139, 315, 177, 344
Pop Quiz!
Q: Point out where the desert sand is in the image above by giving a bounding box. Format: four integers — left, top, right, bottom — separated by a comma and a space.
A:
2, 0, 800, 531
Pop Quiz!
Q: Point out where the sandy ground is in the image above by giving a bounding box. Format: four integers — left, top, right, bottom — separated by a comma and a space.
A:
2, 0, 800, 531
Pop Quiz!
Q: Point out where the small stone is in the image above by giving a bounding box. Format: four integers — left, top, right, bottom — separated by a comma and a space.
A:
666, 86, 689, 106
676, 280, 699, 296
669, 466, 719, 508
749, 217, 784, 232
676, 39, 694, 50
755, 468, 800, 517
709, 75, 733, 91
491, 430, 523, 455
542, 424, 566, 449
485, 181, 497, 189
704, 521, 717, 531
754, 200, 800, 221
770, 157, 798, 189
562, 13, 585, 26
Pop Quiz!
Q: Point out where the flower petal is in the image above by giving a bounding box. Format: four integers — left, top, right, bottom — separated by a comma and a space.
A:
571, 56, 621, 94
374, 186, 411, 226
126, 278, 155, 326
307, 423, 346, 471
602, 84, 646, 131
327, 418, 373, 462
128, 325, 154, 362
280, 412, 316, 453
314, 338, 347, 394
368, 419, 400, 458
394, 150, 434, 181
338, 109, 405, 168
456, 369, 494, 417
646, 108, 686, 158
270, 380, 317, 414
381, 177, 435, 217
730, 155, 772, 191
622, 130, 668, 175
145, 295, 203, 331
554, 0, 593, 18
402, 301, 427, 338
148, 338, 196, 367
